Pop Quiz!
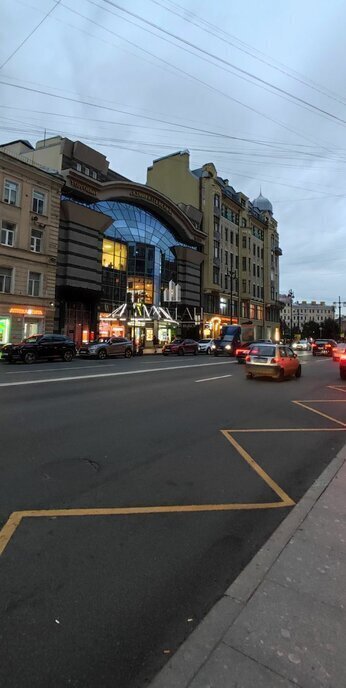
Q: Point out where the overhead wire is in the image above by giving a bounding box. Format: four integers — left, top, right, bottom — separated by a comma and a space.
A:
0, 0, 62, 70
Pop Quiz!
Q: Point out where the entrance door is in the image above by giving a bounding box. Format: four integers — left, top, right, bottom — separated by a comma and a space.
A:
24, 319, 43, 339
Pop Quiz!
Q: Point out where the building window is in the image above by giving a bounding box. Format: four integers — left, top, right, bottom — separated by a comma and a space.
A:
0, 267, 12, 293
253, 244, 256, 256
1, 221, 15, 246
242, 279, 247, 292
225, 250, 228, 265
31, 228, 43, 253
32, 190, 46, 215
253, 263, 256, 277
76, 162, 82, 172
28, 271, 41, 297
257, 285, 260, 297
213, 266, 219, 284
3, 180, 19, 206
248, 257, 251, 271
257, 246, 260, 258
242, 218, 247, 227
257, 265, 260, 278
230, 231, 234, 244
261, 248, 264, 259
225, 227, 228, 241
214, 219, 220, 235
242, 235, 247, 248
242, 256, 247, 271
253, 284, 256, 297
224, 274, 228, 290
214, 194, 220, 208
84, 167, 90, 176
214, 240, 220, 259
235, 255, 238, 269
236, 234, 239, 247
91, 170, 97, 179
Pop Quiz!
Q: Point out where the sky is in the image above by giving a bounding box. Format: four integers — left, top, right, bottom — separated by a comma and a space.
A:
1, 0, 346, 312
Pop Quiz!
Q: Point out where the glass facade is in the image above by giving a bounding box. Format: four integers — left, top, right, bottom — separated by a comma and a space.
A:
93, 201, 194, 306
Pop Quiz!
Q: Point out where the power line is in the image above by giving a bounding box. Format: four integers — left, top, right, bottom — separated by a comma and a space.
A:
0, 0, 62, 71
152, 0, 346, 109
98, 0, 346, 128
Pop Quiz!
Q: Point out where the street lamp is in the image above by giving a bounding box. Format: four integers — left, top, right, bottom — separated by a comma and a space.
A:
228, 254, 237, 324
333, 296, 346, 335
288, 289, 294, 341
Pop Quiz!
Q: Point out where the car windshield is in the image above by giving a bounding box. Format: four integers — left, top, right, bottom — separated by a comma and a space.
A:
92, 338, 110, 344
199, 339, 211, 344
251, 345, 276, 357
172, 339, 182, 344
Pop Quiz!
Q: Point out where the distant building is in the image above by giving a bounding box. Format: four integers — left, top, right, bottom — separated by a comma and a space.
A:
147, 151, 282, 340
280, 297, 335, 330
0, 143, 64, 344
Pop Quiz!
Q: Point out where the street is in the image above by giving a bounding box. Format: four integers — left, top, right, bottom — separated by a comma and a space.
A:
0, 353, 345, 688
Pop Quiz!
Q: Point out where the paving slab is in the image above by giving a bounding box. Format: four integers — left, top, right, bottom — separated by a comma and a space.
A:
224, 579, 346, 688
189, 642, 297, 688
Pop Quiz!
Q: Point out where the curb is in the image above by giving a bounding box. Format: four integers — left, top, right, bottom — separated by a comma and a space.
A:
149, 441, 346, 688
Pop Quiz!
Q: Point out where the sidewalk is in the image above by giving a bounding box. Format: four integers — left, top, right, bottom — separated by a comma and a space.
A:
150, 443, 346, 688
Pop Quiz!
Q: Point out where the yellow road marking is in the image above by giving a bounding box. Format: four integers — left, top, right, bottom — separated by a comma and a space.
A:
223, 428, 346, 433
221, 430, 294, 507
0, 512, 24, 556
293, 400, 346, 427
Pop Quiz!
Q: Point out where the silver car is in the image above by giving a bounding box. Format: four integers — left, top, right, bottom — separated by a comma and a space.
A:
79, 337, 133, 360
198, 338, 214, 354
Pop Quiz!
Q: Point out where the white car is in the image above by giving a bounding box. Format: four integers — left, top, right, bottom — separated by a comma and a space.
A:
292, 339, 311, 351
198, 338, 214, 354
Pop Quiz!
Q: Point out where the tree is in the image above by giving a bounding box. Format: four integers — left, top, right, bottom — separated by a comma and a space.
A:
321, 318, 340, 339
302, 320, 320, 339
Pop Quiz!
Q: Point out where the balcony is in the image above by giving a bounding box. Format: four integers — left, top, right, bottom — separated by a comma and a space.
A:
274, 246, 283, 256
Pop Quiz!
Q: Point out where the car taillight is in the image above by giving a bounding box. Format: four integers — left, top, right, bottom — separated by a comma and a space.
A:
271, 357, 280, 363
340, 355, 346, 361
312, 343, 317, 348
245, 355, 251, 362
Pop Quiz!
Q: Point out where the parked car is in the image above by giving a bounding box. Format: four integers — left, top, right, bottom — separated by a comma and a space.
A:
311, 339, 338, 356
235, 340, 272, 364
79, 337, 133, 359
332, 343, 346, 362
340, 352, 346, 379
162, 339, 198, 356
198, 338, 214, 354
292, 339, 311, 351
0, 334, 77, 364
245, 343, 301, 380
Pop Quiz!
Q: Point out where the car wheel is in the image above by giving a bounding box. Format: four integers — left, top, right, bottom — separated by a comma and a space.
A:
124, 348, 132, 358
178, 348, 184, 355
246, 372, 253, 379
97, 349, 107, 360
340, 369, 346, 380
207, 348, 211, 355
24, 351, 36, 364
295, 364, 302, 378
62, 350, 73, 362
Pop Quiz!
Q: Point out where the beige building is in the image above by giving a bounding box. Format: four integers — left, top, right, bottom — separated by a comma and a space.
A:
280, 298, 335, 330
147, 151, 281, 340
0, 143, 64, 344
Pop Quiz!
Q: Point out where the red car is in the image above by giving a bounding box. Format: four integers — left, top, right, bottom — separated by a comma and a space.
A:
162, 338, 198, 356
340, 353, 346, 380
332, 343, 346, 362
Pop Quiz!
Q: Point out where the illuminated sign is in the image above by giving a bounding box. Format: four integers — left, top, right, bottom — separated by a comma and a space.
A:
9, 307, 44, 316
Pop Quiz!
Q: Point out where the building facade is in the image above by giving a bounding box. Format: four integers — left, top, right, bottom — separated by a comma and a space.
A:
12, 136, 206, 346
147, 151, 282, 340
280, 297, 336, 331
0, 144, 63, 345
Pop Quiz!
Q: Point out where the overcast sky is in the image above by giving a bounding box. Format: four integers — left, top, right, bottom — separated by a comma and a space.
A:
1, 0, 345, 311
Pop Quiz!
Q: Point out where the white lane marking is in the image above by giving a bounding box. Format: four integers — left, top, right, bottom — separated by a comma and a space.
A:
0, 361, 232, 388
2, 358, 238, 375
195, 374, 232, 383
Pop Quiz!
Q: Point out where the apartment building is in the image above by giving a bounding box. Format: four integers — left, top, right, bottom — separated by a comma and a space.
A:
0, 143, 64, 344
147, 151, 281, 340
281, 297, 336, 330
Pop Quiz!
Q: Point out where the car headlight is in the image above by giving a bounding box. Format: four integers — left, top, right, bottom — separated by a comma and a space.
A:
225, 344, 231, 350
211, 344, 216, 350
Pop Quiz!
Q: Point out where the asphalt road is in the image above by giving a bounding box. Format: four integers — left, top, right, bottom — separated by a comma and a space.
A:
0, 352, 345, 688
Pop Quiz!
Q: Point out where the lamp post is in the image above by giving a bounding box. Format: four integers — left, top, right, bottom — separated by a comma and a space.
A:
333, 297, 346, 336
288, 289, 294, 341
228, 254, 237, 324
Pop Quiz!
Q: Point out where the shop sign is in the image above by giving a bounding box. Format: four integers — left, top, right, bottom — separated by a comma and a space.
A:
9, 307, 44, 316
129, 189, 172, 216
69, 177, 97, 196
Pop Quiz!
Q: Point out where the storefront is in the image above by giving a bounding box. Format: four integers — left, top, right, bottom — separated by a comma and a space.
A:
99, 303, 178, 346
0, 306, 48, 344
0, 315, 11, 346
203, 316, 233, 339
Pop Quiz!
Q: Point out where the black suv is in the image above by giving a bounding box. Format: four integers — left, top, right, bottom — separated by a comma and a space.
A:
312, 339, 337, 357
1, 335, 77, 364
